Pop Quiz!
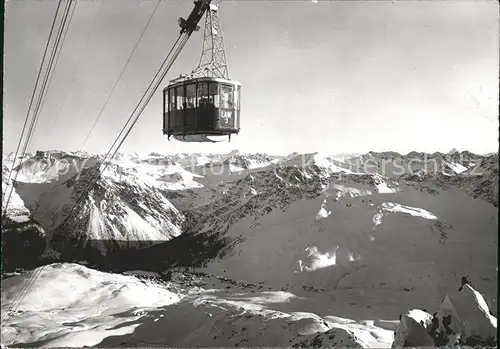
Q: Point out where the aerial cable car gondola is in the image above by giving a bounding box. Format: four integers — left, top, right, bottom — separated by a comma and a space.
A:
163, 1, 241, 143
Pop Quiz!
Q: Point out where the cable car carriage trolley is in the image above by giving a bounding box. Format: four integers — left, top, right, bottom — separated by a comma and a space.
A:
163, 76, 241, 142
163, 2, 241, 143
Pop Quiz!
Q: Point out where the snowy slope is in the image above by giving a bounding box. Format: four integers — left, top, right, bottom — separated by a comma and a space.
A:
340, 151, 484, 178
190, 177, 497, 308
1, 149, 497, 348
5, 151, 186, 257
2, 159, 31, 221
1, 263, 391, 347
5, 149, 495, 262
3, 150, 496, 259
102, 151, 496, 319
400, 153, 499, 207
187, 152, 275, 178
1, 181, 30, 222
1, 263, 181, 347
2, 263, 494, 348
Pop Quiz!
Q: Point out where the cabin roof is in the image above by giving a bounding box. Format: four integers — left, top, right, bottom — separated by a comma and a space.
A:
164, 76, 241, 91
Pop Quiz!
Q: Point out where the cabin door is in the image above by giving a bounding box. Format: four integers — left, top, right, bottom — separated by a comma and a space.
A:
216, 84, 236, 129
197, 82, 213, 130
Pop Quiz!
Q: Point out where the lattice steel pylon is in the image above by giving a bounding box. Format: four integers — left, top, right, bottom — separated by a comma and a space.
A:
189, 3, 230, 79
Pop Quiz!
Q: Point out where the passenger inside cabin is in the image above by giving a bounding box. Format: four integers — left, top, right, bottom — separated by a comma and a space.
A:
221, 91, 233, 109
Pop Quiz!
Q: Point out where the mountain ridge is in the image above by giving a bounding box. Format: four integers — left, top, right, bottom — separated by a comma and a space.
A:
2, 149, 497, 348
2, 149, 497, 267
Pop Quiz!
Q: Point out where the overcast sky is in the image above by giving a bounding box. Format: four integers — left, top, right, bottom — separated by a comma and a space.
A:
3, 0, 499, 156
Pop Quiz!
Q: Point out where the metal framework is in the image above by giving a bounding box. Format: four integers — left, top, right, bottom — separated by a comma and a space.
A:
189, 3, 230, 79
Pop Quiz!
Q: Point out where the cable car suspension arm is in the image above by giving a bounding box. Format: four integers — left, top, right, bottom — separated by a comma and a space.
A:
100, 0, 214, 169
58, 1, 213, 228
2, 0, 212, 328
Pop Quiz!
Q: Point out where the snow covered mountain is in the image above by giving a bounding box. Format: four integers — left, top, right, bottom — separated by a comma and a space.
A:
3, 149, 496, 262
399, 153, 499, 207
2, 151, 186, 262
2, 149, 497, 347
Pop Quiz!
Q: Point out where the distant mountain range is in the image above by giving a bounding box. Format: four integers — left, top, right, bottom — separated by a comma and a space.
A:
2, 149, 497, 347
2, 150, 497, 265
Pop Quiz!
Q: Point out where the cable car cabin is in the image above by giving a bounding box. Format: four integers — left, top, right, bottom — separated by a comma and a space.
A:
163, 77, 241, 142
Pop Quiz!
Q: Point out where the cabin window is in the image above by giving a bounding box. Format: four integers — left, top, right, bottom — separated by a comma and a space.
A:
197, 82, 209, 107
209, 83, 220, 108
176, 86, 184, 110
163, 90, 170, 113
235, 85, 241, 110
186, 84, 196, 109
169, 89, 176, 111
220, 85, 234, 109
